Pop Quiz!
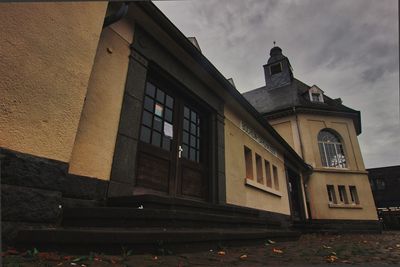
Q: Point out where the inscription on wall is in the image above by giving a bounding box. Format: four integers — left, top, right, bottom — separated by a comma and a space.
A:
240, 121, 278, 157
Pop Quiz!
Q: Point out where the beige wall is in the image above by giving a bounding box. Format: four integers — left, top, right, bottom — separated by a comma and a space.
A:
270, 113, 377, 220
0, 2, 107, 162
225, 106, 291, 215
69, 19, 134, 180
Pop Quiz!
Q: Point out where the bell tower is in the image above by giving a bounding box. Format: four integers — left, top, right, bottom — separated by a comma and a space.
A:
263, 46, 293, 89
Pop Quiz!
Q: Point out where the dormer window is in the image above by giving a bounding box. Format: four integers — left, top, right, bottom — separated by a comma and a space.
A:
308, 85, 324, 103
270, 63, 282, 75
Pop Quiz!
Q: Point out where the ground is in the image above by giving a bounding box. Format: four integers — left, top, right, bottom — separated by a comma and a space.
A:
2, 232, 400, 266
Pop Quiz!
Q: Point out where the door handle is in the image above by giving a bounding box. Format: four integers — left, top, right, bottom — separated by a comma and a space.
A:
178, 145, 183, 158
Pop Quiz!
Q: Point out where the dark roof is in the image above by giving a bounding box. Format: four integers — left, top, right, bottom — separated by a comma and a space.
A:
242, 78, 362, 134
135, 2, 311, 172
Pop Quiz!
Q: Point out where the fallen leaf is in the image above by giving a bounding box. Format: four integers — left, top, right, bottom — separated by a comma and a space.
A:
341, 260, 352, 264
70, 263, 77, 266
396, 244, 400, 248
38, 252, 61, 261
267, 240, 276, 244
363, 240, 368, 244
239, 254, 247, 260
326, 255, 338, 263
272, 248, 283, 254
153, 256, 158, 260
218, 251, 226, 256
330, 252, 337, 256
323, 245, 332, 249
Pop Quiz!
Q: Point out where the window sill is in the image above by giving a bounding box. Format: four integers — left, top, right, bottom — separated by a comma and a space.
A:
245, 178, 282, 197
314, 168, 368, 175
328, 203, 362, 209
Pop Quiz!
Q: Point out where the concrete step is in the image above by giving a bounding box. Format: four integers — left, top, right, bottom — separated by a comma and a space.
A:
16, 227, 300, 245
62, 207, 281, 228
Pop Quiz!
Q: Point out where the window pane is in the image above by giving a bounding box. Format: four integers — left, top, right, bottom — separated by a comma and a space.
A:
142, 110, 152, 127
140, 126, 151, 143
153, 117, 162, 132
156, 89, 165, 103
144, 96, 154, 112
165, 108, 173, 123
151, 131, 161, 147
183, 131, 189, 144
166, 95, 174, 108
190, 122, 197, 135
183, 118, 189, 131
190, 135, 196, 147
154, 103, 163, 117
145, 82, 156, 97
184, 107, 190, 118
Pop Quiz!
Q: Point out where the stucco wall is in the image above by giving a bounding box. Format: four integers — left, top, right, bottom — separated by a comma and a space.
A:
307, 171, 378, 220
224, 107, 291, 215
0, 2, 107, 162
68, 20, 134, 180
269, 116, 302, 156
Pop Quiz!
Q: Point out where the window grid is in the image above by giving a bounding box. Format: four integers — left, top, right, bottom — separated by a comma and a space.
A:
318, 130, 347, 168
139, 82, 174, 151
182, 106, 201, 162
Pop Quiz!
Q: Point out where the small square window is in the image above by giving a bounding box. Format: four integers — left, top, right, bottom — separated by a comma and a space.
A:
270, 63, 282, 75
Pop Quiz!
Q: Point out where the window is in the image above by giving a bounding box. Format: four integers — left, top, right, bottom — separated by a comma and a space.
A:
244, 146, 253, 180
265, 160, 272, 187
349, 186, 360, 204
326, 185, 337, 204
318, 130, 347, 168
139, 82, 174, 151
255, 153, 264, 184
338, 185, 349, 204
182, 106, 201, 162
312, 93, 321, 102
375, 179, 386, 190
270, 63, 282, 75
272, 165, 279, 190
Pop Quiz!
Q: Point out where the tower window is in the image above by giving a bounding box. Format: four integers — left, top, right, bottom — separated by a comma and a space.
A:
270, 63, 282, 75
318, 129, 347, 168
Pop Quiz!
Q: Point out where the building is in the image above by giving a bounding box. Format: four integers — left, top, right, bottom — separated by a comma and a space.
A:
0, 2, 379, 247
368, 165, 400, 229
243, 46, 378, 230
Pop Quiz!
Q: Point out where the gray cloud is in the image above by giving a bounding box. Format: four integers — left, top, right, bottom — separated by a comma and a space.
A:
155, 0, 399, 168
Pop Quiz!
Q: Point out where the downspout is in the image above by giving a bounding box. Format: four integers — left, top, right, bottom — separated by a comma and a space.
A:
293, 106, 313, 220
103, 2, 129, 29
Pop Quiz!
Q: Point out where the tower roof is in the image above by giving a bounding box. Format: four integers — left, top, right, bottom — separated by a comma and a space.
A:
267, 46, 287, 64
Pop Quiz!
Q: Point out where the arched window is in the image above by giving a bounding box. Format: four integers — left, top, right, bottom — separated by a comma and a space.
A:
318, 130, 347, 168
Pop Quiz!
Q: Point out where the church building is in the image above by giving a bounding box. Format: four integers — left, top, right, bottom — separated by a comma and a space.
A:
0, 2, 379, 247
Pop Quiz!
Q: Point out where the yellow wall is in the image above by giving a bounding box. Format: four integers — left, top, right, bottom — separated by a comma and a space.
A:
0, 2, 107, 162
225, 106, 291, 215
69, 20, 134, 180
270, 113, 377, 220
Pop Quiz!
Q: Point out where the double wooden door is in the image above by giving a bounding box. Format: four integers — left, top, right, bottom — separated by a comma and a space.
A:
135, 78, 209, 201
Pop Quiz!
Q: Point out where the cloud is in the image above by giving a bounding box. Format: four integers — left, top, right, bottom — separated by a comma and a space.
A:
155, 0, 399, 168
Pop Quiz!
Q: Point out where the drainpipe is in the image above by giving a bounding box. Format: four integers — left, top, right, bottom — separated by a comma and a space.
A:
293, 106, 313, 220
103, 2, 129, 29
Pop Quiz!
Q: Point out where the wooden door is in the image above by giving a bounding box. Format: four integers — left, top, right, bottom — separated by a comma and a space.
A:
135, 78, 209, 201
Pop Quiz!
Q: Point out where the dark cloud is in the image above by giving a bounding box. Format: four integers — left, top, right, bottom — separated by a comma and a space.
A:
155, 0, 399, 168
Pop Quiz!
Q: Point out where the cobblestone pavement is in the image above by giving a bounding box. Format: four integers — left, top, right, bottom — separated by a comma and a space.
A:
3, 231, 400, 266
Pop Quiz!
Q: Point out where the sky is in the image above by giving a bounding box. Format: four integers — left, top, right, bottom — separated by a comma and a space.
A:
154, 0, 399, 168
